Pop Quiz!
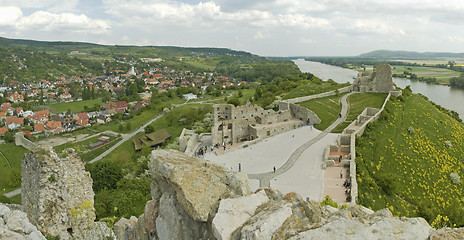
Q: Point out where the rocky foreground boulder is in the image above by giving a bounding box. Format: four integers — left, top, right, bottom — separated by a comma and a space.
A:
115, 149, 464, 240
0, 204, 46, 240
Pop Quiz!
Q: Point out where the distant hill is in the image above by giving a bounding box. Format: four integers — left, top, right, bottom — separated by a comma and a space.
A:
0, 36, 287, 84
358, 50, 464, 59
0, 37, 255, 59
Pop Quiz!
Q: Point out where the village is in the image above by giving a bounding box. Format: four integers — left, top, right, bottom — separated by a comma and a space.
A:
0, 59, 247, 141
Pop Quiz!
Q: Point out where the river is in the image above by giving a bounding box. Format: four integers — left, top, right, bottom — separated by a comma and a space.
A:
294, 59, 464, 120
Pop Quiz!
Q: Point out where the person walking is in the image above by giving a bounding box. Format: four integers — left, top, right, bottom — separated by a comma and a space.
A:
273, 166, 276, 173
340, 170, 343, 178
239, 163, 241, 172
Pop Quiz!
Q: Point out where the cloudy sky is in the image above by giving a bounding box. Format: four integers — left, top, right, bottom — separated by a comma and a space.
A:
0, 0, 463, 56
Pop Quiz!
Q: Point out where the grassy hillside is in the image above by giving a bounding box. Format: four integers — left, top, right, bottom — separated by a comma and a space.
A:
356, 89, 464, 227
36, 99, 102, 114
297, 94, 346, 130
0, 36, 300, 84
0, 143, 29, 196
297, 93, 386, 132
332, 93, 387, 132
358, 50, 464, 59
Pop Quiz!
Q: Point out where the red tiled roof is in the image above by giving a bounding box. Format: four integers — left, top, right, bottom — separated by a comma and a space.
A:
0, 127, 7, 135
34, 123, 45, 132
0, 103, 11, 108
46, 121, 62, 129
76, 119, 88, 127
18, 130, 31, 138
6, 117, 23, 125
77, 112, 90, 119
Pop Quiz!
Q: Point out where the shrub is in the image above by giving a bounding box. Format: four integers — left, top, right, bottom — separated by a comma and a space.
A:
48, 174, 56, 183
445, 141, 453, 149
320, 195, 338, 208
407, 126, 416, 134
450, 172, 460, 184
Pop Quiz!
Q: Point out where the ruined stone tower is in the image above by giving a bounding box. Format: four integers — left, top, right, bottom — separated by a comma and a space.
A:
351, 64, 395, 93
21, 146, 113, 239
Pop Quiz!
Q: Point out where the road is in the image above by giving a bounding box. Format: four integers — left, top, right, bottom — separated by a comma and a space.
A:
89, 111, 169, 163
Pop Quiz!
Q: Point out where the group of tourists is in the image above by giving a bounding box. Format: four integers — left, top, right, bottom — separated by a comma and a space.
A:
196, 146, 208, 156
343, 179, 352, 202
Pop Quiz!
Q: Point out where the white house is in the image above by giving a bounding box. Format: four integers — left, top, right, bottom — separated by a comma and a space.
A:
183, 93, 197, 100
22, 111, 35, 118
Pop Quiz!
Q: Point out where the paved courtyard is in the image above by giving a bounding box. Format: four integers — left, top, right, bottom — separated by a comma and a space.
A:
205, 126, 339, 202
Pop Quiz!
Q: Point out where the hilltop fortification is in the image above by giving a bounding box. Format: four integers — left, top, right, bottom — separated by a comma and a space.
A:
352, 64, 395, 93
211, 102, 320, 146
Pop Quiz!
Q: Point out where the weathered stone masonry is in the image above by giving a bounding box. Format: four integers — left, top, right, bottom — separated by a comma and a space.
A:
211, 102, 320, 145
21, 146, 113, 239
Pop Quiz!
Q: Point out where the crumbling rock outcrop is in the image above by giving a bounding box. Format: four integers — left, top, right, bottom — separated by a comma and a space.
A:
21, 146, 113, 239
115, 149, 464, 240
0, 203, 46, 240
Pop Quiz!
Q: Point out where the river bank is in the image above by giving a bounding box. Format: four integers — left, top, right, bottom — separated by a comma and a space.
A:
294, 59, 464, 120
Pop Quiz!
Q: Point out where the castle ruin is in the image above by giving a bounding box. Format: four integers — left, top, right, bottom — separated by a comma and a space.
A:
351, 64, 395, 93
211, 102, 320, 145
21, 146, 113, 239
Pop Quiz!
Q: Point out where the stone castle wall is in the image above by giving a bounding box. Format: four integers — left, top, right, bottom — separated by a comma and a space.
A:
283, 86, 352, 104
211, 103, 320, 146
352, 64, 395, 93
15, 132, 38, 151
21, 146, 113, 239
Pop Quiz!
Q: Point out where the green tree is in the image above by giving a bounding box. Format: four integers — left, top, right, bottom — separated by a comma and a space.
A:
89, 161, 123, 192
227, 96, 240, 106
2, 132, 14, 143
91, 87, 95, 99
8, 168, 21, 187
39, 89, 44, 104
145, 125, 154, 134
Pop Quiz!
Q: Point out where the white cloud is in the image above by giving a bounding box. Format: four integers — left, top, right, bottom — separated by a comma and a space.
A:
278, 14, 330, 29
0, 7, 110, 35
18, 11, 110, 34
0, 7, 23, 26
102, 0, 330, 30
300, 37, 314, 44
0, 0, 79, 11
253, 31, 268, 39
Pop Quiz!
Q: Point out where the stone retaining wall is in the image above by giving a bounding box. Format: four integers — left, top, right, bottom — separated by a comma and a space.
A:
284, 86, 352, 104
322, 90, 398, 203
348, 92, 392, 203
179, 128, 212, 156
15, 132, 38, 150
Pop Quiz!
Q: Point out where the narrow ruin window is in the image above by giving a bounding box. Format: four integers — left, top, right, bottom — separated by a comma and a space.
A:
228, 123, 232, 130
